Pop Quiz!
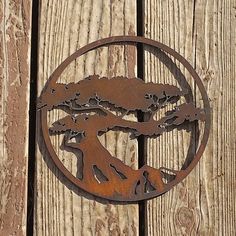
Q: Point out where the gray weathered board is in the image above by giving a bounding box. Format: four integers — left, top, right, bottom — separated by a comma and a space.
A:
144, 0, 236, 235
0, 1, 31, 235
35, 1, 139, 235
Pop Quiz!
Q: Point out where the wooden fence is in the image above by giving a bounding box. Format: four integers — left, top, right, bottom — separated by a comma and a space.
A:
0, 0, 235, 235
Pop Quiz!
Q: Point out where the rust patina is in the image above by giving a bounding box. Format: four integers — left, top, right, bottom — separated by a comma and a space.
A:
38, 36, 210, 202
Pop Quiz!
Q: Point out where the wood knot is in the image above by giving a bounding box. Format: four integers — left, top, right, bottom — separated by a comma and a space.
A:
176, 206, 195, 230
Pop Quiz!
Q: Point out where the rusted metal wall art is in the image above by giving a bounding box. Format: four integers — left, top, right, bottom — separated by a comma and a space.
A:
37, 36, 210, 202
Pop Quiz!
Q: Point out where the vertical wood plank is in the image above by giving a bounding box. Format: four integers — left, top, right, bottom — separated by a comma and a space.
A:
35, 1, 138, 235
144, 0, 236, 235
0, 0, 31, 235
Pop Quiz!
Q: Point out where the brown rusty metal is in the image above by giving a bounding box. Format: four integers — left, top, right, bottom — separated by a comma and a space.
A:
38, 36, 211, 202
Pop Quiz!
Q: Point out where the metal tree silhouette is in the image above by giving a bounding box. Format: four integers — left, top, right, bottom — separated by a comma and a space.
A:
38, 75, 205, 200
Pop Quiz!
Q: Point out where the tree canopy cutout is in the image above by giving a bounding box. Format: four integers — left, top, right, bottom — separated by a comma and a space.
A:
38, 75, 205, 199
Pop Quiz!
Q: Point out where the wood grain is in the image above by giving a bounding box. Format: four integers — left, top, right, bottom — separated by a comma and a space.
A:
35, 0, 138, 235
0, 0, 31, 235
144, 0, 236, 235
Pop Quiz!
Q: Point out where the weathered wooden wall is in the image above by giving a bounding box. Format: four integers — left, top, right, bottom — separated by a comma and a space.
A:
0, 0, 31, 235
0, 0, 235, 235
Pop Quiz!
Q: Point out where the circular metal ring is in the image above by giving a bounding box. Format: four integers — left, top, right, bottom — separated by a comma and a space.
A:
40, 36, 210, 201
